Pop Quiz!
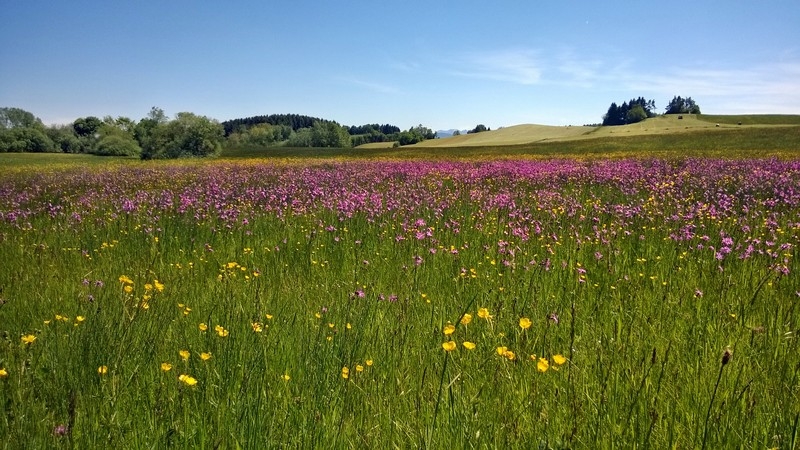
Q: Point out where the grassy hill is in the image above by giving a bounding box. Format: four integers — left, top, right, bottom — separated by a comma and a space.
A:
413, 114, 800, 148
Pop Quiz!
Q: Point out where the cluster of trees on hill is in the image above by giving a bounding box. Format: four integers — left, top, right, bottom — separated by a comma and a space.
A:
602, 97, 658, 126
0, 107, 439, 158
602, 96, 701, 126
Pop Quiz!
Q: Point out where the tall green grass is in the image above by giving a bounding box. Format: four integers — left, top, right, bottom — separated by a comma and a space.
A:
0, 159, 798, 448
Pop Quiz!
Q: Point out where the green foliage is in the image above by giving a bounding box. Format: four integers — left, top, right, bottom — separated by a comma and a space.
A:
72, 116, 104, 138
141, 112, 224, 159
603, 97, 657, 126
222, 113, 325, 135
0, 127, 57, 153
93, 127, 141, 157
46, 125, 86, 154
0, 107, 43, 129
467, 124, 489, 134
665, 96, 701, 114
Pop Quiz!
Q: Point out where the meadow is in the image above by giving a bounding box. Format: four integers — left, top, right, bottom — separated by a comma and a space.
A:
0, 151, 799, 448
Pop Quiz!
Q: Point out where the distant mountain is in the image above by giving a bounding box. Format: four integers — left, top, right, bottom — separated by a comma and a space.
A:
435, 129, 468, 138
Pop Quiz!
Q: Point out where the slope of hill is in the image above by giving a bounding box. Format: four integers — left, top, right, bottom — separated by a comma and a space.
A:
415, 114, 800, 148
415, 124, 596, 147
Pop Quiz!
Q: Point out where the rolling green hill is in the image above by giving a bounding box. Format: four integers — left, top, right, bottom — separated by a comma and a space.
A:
409, 114, 800, 148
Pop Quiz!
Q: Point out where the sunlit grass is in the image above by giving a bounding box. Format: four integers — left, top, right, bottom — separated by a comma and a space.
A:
0, 157, 798, 447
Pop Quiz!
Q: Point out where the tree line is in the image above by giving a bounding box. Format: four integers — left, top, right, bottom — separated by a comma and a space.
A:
0, 107, 437, 158
602, 96, 701, 126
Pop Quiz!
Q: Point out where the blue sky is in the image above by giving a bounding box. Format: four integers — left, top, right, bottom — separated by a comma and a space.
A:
2, 1, 799, 130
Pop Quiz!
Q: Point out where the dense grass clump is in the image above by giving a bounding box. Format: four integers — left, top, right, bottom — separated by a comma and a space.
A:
0, 157, 798, 448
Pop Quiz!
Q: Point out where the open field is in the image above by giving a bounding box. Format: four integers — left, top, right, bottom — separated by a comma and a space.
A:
1, 152, 799, 447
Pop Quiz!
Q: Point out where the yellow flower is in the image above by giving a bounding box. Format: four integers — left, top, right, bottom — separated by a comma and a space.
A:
355, 364, 364, 372
519, 317, 532, 330
460, 313, 473, 325
265, 314, 273, 320
179, 350, 190, 361
144, 283, 154, 292
477, 308, 492, 320
443, 323, 455, 335
200, 352, 212, 361
537, 357, 549, 372
161, 362, 173, 372
365, 359, 373, 366
214, 325, 229, 337
198, 323, 208, 331
281, 373, 290, 381
462, 341, 476, 350
21, 334, 36, 345
504, 350, 516, 361
496, 346, 508, 356
341, 366, 350, 379
123, 285, 133, 294
552, 354, 567, 365
178, 374, 198, 386
118, 275, 133, 285
97, 365, 108, 375
75, 316, 85, 323
251, 322, 263, 332
442, 341, 457, 352
153, 280, 165, 292
0, 367, 8, 378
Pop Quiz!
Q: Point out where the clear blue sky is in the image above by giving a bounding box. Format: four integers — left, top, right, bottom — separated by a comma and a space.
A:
2, 1, 799, 130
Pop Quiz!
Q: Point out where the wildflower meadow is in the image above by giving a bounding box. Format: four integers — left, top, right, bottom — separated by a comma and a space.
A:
0, 157, 798, 448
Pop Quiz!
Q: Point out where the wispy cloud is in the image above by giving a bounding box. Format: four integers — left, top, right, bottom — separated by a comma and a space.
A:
452, 49, 543, 85
623, 62, 800, 113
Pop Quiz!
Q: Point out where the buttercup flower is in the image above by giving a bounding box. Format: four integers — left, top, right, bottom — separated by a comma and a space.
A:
198, 323, 208, 332
442, 341, 457, 352
460, 313, 473, 325
214, 325, 229, 337
161, 362, 173, 372
552, 354, 567, 365
97, 365, 108, 375
519, 317, 532, 329
178, 374, 198, 386
537, 357, 549, 372
477, 308, 492, 320
443, 324, 455, 335
179, 350, 190, 361
0, 368, 8, 378
21, 334, 36, 345
462, 341, 476, 350
200, 352, 212, 361
341, 366, 350, 379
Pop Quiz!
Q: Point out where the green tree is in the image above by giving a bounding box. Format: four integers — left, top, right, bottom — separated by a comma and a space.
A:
141, 112, 223, 159
0, 107, 43, 129
626, 104, 648, 124
72, 116, 103, 138
0, 127, 57, 152
46, 125, 85, 153
665, 96, 701, 114
134, 107, 169, 154
468, 124, 488, 134
311, 121, 351, 148
93, 125, 141, 157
